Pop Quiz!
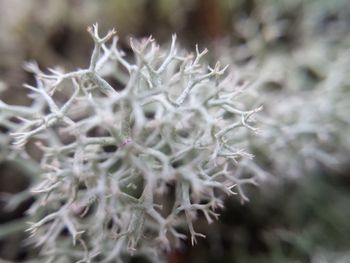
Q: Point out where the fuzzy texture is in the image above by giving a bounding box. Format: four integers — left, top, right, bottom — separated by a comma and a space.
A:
241, 45, 349, 181
0, 24, 260, 262
254, 48, 350, 179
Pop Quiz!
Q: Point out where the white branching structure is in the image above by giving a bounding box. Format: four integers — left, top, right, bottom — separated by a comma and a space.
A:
1, 24, 261, 262
0, 82, 33, 161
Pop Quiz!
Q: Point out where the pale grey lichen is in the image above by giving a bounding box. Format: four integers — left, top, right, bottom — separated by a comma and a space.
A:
1, 24, 261, 263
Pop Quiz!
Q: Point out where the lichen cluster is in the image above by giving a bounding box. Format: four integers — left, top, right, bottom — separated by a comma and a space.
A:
1, 24, 260, 262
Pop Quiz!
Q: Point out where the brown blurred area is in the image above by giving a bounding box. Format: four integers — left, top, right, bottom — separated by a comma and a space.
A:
2, 0, 348, 101
2, 0, 344, 100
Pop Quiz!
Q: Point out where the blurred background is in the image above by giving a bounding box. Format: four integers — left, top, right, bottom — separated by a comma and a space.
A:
0, 0, 350, 262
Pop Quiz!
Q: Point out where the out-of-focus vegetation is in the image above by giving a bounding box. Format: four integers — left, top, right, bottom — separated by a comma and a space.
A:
0, 0, 349, 262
